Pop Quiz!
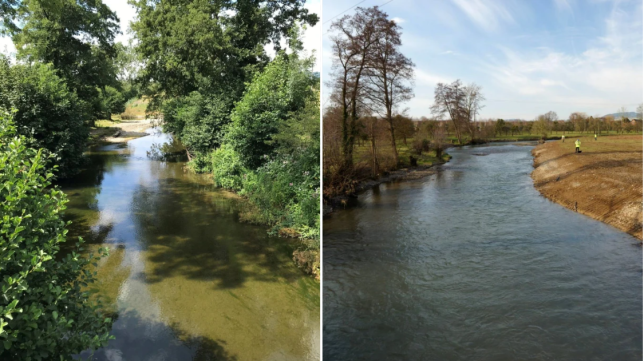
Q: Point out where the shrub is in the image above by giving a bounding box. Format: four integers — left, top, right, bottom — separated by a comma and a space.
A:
226, 53, 316, 169
0, 110, 113, 359
241, 148, 320, 239
0, 56, 89, 178
411, 137, 430, 155
162, 91, 234, 157
211, 143, 246, 191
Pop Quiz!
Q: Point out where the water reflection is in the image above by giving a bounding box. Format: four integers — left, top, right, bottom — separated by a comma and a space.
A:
61, 129, 319, 360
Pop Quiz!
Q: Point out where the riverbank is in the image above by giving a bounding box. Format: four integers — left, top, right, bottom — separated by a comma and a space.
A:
324, 159, 449, 216
531, 135, 642, 240
88, 118, 158, 145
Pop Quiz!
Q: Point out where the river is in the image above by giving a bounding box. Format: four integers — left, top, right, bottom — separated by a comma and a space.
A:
323, 142, 642, 360
59, 128, 319, 360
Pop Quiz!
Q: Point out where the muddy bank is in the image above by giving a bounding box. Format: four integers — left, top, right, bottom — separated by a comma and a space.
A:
324, 163, 445, 216
531, 135, 642, 240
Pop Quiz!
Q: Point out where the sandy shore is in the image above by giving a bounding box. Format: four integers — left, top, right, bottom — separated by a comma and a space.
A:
531, 135, 642, 240
90, 118, 160, 144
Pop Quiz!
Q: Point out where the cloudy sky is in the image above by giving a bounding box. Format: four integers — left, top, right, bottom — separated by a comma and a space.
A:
322, 0, 643, 120
0, 0, 322, 70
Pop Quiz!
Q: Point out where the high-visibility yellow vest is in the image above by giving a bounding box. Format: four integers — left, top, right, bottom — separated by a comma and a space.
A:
575, 140, 580, 147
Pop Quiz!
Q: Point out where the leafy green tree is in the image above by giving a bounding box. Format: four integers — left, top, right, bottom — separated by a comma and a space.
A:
0, 56, 88, 177
12, 0, 120, 120
99, 86, 126, 120
226, 53, 317, 169
129, 0, 318, 106
162, 91, 236, 160
0, 0, 21, 33
129, 0, 318, 157
0, 110, 113, 359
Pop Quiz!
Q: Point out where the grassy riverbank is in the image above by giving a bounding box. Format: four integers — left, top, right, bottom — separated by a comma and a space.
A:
531, 134, 642, 240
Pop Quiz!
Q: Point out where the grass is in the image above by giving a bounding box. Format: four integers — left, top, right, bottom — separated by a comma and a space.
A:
94, 119, 121, 128
352, 139, 451, 171
485, 130, 642, 142
120, 97, 149, 120
550, 133, 642, 153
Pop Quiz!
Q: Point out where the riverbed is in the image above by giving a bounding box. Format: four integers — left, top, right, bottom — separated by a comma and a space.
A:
60, 128, 319, 360
323, 142, 642, 360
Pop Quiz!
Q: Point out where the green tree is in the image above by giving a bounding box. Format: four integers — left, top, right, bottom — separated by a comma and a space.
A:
495, 119, 505, 136
0, 110, 113, 359
12, 0, 120, 120
226, 53, 317, 169
99, 86, 126, 120
129, 0, 318, 108
0, 56, 88, 177
532, 115, 551, 139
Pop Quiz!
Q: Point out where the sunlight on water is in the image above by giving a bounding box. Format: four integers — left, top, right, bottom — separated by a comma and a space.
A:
60, 130, 319, 361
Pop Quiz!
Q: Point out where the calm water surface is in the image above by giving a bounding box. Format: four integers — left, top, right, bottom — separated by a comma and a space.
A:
60, 128, 319, 361
323, 143, 642, 360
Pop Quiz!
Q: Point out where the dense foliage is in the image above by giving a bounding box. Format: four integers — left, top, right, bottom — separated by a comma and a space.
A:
12, 0, 121, 120
211, 52, 320, 240
0, 110, 113, 359
0, 57, 89, 178
130, 0, 318, 161
226, 54, 317, 169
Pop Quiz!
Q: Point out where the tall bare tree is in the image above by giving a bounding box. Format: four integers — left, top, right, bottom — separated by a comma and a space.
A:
329, 7, 382, 169
362, 15, 414, 165
430, 80, 466, 144
462, 83, 485, 139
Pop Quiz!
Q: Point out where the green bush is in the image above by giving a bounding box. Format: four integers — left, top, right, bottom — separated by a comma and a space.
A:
98, 86, 126, 120
211, 144, 246, 191
226, 53, 316, 169
162, 91, 234, 158
241, 148, 320, 240
0, 56, 89, 178
0, 110, 113, 359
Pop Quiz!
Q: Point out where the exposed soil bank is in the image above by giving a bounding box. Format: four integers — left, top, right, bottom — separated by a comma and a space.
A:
324, 162, 446, 216
531, 135, 642, 240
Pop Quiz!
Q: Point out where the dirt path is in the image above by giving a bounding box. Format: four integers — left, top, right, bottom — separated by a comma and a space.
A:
89, 118, 160, 144
531, 135, 642, 240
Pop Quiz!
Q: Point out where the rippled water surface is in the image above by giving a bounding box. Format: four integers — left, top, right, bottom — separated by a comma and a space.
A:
60, 129, 319, 361
323, 143, 641, 360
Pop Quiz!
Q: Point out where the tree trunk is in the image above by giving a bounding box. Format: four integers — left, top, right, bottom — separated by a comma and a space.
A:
370, 122, 378, 177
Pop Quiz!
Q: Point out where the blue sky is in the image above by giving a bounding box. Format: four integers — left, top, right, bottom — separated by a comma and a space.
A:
322, 0, 643, 120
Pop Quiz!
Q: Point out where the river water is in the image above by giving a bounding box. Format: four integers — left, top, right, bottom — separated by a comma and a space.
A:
60, 129, 319, 361
323, 142, 642, 360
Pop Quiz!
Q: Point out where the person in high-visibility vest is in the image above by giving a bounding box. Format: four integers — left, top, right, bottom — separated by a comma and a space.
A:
594, 133, 597, 141
562, 135, 565, 142
575, 139, 581, 153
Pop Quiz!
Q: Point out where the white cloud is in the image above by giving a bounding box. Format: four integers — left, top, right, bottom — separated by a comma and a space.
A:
553, 0, 574, 13
392, 17, 406, 24
415, 68, 452, 86
450, 0, 515, 31
482, 1, 642, 104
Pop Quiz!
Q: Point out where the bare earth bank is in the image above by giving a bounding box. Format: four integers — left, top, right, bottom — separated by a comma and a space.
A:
531, 135, 643, 240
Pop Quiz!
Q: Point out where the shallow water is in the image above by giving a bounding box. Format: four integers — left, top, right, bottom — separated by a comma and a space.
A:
60, 129, 319, 361
323, 142, 642, 360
